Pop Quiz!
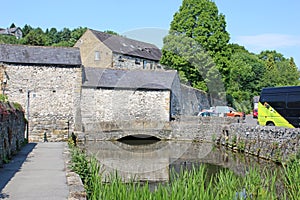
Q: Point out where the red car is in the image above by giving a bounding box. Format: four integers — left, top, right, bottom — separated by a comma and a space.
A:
253, 108, 258, 118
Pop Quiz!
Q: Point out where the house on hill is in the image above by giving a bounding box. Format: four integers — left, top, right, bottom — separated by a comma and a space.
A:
74, 29, 162, 70
0, 44, 82, 142
0, 27, 23, 39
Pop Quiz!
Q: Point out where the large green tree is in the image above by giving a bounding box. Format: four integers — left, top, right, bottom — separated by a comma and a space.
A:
161, 0, 230, 102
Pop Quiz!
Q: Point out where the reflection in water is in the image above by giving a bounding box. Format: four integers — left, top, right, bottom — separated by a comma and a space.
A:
80, 140, 279, 183
117, 135, 160, 146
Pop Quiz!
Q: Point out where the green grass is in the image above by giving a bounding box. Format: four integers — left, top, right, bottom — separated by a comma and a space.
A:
69, 144, 300, 200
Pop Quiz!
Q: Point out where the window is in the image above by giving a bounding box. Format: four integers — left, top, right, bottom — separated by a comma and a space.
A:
118, 56, 124, 62
135, 58, 141, 65
263, 94, 286, 109
95, 51, 100, 61
287, 94, 300, 108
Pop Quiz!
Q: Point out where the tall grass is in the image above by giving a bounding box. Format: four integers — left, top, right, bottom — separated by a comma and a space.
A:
69, 145, 300, 200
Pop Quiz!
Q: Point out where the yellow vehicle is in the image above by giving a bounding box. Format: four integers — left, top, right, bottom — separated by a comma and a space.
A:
258, 86, 300, 128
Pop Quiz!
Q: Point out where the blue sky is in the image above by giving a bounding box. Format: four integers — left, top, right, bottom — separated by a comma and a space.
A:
1, 0, 300, 67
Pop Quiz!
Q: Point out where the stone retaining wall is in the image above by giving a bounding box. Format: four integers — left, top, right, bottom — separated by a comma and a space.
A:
218, 124, 300, 163
0, 102, 26, 167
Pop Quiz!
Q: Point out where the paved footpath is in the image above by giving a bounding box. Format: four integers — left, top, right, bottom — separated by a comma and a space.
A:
0, 142, 69, 200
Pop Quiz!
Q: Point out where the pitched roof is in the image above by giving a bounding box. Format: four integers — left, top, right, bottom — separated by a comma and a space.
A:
0, 44, 81, 66
83, 67, 177, 90
89, 29, 162, 61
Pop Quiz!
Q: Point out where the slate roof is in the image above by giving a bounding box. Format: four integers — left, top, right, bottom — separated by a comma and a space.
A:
83, 67, 177, 90
90, 29, 162, 61
0, 44, 81, 66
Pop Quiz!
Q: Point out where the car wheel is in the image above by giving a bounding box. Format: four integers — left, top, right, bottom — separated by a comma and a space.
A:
267, 122, 275, 126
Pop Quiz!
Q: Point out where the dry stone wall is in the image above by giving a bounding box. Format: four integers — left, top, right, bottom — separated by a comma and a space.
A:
0, 102, 26, 167
218, 124, 300, 163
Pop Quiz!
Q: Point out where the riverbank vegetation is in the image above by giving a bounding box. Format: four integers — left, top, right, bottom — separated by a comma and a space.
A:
69, 144, 300, 200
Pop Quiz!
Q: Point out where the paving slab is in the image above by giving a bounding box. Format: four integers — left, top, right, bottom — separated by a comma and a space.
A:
0, 142, 69, 200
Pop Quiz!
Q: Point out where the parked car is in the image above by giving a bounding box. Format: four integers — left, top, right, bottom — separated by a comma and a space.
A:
215, 106, 245, 120
197, 109, 217, 117
253, 108, 258, 118
226, 107, 245, 120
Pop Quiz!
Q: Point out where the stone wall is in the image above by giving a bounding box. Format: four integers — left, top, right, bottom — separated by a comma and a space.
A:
74, 30, 113, 68
3, 64, 82, 142
79, 116, 300, 163
218, 124, 300, 163
180, 84, 210, 116
0, 102, 26, 167
79, 116, 238, 141
81, 88, 171, 132
112, 53, 161, 70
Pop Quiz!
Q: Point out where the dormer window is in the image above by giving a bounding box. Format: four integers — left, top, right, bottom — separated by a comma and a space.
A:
95, 51, 100, 61
118, 56, 124, 62
135, 58, 141, 65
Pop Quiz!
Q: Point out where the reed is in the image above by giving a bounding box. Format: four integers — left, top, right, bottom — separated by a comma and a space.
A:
69, 145, 300, 200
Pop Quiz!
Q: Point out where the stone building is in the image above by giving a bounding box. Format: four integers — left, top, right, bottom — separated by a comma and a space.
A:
0, 44, 82, 142
0, 39, 210, 141
74, 29, 162, 70
81, 67, 182, 130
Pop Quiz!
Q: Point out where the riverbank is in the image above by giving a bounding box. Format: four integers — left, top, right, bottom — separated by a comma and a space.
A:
69, 142, 300, 200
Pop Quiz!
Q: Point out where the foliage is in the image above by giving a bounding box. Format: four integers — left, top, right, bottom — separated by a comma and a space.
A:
69, 144, 300, 200
161, 0, 231, 91
0, 24, 87, 47
282, 159, 300, 199
0, 34, 19, 44
104, 30, 119, 35
0, 94, 8, 102
12, 102, 23, 111
161, 0, 300, 112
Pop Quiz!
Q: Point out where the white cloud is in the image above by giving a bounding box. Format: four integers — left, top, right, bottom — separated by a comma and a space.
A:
235, 34, 300, 49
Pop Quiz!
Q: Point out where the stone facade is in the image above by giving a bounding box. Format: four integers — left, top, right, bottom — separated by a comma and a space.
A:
3, 64, 82, 142
74, 29, 162, 70
81, 88, 171, 132
75, 30, 113, 68
0, 102, 26, 167
113, 53, 161, 70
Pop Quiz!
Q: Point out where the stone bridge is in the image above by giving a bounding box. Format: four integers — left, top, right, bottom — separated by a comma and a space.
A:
79, 116, 237, 142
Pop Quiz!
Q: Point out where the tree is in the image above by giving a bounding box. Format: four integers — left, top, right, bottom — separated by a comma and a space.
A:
226, 48, 266, 112
104, 30, 119, 36
46, 28, 59, 45
21, 27, 48, 46
0, 35, 19, 44
10, 23, 16, 28
22, 24, 33, 37
57, 28, 71, 43
161, 0, 229, 103
161, 32, 226, 103
259, 51, 300, 87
